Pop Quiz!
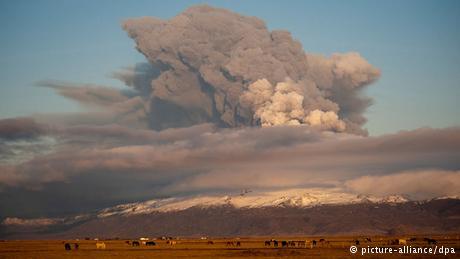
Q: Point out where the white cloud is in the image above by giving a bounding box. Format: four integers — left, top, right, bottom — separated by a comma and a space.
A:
345, 169, 460, 199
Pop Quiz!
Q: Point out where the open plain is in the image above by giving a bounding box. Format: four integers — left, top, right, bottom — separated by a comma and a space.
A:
0, 235, 459, 258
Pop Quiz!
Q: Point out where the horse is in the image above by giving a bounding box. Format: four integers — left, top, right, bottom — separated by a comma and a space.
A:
281, 241, 288, 248
64, 243, 71, 250
146, 241, 156, 246
167, 240, 177, 245
96, 242, 106, 249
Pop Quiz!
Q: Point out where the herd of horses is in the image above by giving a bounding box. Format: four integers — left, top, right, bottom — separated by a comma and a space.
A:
262, 239, 328, 248
63, 236, 439, 250
125, 240, 157, 246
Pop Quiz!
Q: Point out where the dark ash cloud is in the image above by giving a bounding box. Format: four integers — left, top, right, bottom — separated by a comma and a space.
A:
32, 5, 379, 135
121, 5, 380, 134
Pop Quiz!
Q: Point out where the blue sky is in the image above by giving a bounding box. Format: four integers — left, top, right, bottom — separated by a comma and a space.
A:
1, 0, 459, 135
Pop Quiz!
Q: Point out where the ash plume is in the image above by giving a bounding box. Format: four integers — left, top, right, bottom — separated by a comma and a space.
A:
121, 5, 380, 135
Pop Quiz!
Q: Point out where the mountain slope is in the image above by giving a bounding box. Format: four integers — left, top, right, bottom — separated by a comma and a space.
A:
96, 188, 410, 217
1, 189, 459, 239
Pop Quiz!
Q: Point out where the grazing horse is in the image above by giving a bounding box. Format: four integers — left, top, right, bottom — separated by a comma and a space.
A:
146, 241, 156, 246
264, 240, 271, 247
167, 240, 177, 245
207, 241, 214, 245
273, 240, 278, 247
96, 242, 106, 249
132, 241, 140, 246
312, 240, 317, 247
73, 243, 79, 250
281, 241, 288, 248
226, 241, 234, 246
64, 243, 71, 251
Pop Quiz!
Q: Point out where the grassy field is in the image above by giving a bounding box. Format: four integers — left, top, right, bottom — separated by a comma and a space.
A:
0, 235, 459, 258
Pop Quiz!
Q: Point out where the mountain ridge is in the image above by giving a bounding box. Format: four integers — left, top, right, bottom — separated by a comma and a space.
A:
1, 189, 459, 239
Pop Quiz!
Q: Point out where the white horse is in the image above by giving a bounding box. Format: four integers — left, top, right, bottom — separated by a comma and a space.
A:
96, 242, 106, 249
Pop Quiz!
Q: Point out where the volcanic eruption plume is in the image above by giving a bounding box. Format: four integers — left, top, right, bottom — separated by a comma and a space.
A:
116, 5, 380, 135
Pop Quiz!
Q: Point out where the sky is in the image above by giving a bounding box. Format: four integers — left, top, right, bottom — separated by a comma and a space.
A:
0, 0, 459, 135
0, 1, 459, 221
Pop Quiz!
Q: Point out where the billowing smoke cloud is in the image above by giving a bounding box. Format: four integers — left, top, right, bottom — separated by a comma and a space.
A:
119, 5, 380, 134
32, 5, 379, 135
112, 63, 161, 96
240, 79, 346, 131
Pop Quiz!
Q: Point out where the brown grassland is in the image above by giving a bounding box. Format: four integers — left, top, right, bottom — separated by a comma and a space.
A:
0, 235, 459, 258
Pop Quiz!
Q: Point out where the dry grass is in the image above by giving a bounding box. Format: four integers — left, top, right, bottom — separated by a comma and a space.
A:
0, 235, 459, 258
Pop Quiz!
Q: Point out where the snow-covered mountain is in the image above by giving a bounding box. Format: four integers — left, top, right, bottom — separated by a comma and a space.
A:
2, 189, 459, 239
97, 188, 410, 217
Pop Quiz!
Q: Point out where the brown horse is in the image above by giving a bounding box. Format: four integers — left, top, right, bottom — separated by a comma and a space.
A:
64, 243, 71, 251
